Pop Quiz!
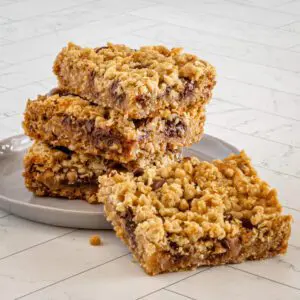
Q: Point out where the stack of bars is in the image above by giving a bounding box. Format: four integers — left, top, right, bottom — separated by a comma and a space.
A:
23, 42, 292, 275
23, 42, 215, 204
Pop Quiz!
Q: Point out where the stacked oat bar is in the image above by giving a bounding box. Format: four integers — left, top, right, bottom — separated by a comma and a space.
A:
23, 42, 291, 275
23, 42, 215, 203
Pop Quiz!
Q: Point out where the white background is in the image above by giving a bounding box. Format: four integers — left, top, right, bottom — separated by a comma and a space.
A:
0, 0, 300, 299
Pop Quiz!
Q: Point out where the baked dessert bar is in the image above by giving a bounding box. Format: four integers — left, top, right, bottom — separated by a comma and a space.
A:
24, 142, 180, 203
53, 42, 216, 119
23, 92, 206, 163
99, 151, 292, 275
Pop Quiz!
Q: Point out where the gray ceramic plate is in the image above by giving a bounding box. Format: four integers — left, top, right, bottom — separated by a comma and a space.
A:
0, 134, 239, 229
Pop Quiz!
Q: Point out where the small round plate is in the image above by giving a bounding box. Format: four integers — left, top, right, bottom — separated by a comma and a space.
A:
0, 134, 239, 229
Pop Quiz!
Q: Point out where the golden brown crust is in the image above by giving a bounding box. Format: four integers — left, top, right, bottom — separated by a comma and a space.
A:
23, 93, 205, 163
23, 142, 180, 203
53, 42, 216, 119
99, 151, 292, 275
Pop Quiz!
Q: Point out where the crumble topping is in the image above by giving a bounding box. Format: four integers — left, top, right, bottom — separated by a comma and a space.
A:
99, 151, 283, 250
54, 42, 216, 118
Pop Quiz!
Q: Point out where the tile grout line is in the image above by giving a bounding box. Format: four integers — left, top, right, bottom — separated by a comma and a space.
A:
164, 288, 197, 300
0, 0, 97, 23
185, 40, 300, 74
131, 16, 300, 52
229, 265, 300, 291
136, 268, 210, 300
0, 19, 162, 70
0, 229, 77, 261
16, 252, 130, 300
224, 0, 300, 16
132, 31, 300, 73
290, 244, 300, 250
217, 76, 300, 97
131, 1, 300, 31
283, 206, 300, 213
216, 74, 300, 98
0, 3, 159, 47
196, 49, 300, 74
0, 10, 297, 56
213, 97, 300, 122
253, 164, 300, 180
207, 121, 300, 149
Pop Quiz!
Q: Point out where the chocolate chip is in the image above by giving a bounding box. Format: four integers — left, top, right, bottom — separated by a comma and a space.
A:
61, 115, 72, 127
164, 119, 187, 138
133, 63, 143, 69
221, 237, 242, 257
85, 120, 95, 134
103, 109, 110, 120
52, 146, 73, 156
91, 127, 121, 149
173, 253, 185, 263
133, 118, 148, 129
61, 176, 97, 185
94, 46, 108, 53
241, 218, 254, 230
135, 95, 148, 108
89, 70, 96, 87
124, 207, 137, 248
47, 88, 76, 97
151, 179, 166, 190
110, 80, 125, 104
169, 241, 179, 251
165, 86, 171, 96
221, 239, 230, 249
133, 168, 144, 177
180, 80, 195, 99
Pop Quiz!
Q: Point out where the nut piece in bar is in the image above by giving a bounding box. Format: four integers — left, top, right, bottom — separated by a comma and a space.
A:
53, 42, 216, 119
23, 142, 180, 203
23, 93, 205, 163
98, 151, 292, 275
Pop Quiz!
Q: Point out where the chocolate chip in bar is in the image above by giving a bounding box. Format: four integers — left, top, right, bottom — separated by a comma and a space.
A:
181, 80, 195, 99
52, 145, 73, 156
133, 168, 144, 177
135, 95, 149, 108
151, 179, 166, 190
85, 120, 95, 134
124, 207, 137, 248
221, 237, 242, 258
241, 218, 254, 230
94, 46, 108, 53
110, 80, 125, 104
165, 119, 187, 138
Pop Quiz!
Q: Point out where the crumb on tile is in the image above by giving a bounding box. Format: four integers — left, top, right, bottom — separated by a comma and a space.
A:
89, 235, 102, 246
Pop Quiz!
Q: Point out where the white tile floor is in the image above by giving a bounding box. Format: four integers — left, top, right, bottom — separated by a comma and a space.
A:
0, 0, 299, 299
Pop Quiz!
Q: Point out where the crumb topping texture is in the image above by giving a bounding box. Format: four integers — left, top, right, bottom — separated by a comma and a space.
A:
54, 42, 216, 119
23, 93, 205, 162
99, 151, 291, 274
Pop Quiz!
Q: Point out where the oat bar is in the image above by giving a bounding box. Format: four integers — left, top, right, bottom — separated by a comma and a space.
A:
53, 43, 216, 119
23, 93, 205, 163
99, 151, 292, 275
23, 142, 180, 203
